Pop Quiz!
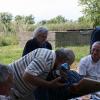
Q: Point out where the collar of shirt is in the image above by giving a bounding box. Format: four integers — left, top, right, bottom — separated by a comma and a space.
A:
90, 55, 100, 64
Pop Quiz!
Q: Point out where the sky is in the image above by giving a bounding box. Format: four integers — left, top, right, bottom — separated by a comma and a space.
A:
0, 0, 83, 22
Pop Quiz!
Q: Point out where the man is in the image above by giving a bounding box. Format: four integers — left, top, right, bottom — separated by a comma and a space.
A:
8, 48, 74, 100
22, 27, 52, 56
78, 41, 100, 99
90, 27, 100, 52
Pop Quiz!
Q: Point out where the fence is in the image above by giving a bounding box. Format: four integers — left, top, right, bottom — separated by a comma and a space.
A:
48, 30, 93, 48
18, 30, 93, 49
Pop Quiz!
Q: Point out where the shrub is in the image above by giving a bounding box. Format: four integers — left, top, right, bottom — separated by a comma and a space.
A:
0, 34, 19, 46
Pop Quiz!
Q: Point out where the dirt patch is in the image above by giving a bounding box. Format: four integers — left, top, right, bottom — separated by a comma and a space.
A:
71, 62, 79, 71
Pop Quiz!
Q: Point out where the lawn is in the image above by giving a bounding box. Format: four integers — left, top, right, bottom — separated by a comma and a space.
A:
0, 45, 90, 69
64, 45, 90, 70
0, 45, 23, 64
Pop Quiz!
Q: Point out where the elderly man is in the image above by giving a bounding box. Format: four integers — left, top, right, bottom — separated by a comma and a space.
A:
78, 41, 100, 99
8, 48, 75, 100
22, 27, 52, 56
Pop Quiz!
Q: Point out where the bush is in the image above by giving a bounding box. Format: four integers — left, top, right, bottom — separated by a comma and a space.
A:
0, 34, 19, 46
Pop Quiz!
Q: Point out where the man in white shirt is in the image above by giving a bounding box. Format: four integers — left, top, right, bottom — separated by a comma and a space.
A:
78, 41, 100, 99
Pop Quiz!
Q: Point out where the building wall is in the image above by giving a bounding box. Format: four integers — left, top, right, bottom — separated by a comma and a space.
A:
55, 30, 93, 47
18, 30, 93, 49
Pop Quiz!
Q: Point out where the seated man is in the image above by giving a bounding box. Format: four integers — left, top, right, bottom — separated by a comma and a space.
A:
78, 41, 100, 100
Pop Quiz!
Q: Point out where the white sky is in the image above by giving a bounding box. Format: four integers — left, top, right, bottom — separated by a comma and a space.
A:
0, 0, 83, 22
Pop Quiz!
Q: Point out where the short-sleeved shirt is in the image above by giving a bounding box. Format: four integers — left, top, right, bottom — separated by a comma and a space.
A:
78, 55, 100, 78
8, 48, 56, 98
78, 55, 100, 99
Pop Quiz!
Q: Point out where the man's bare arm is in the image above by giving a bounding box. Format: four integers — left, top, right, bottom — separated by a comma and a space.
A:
23, 72, 65, 88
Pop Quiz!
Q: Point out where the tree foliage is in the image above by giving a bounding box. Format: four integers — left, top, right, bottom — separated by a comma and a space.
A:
0, 12, 12, 24
15, 15, 23, 24
0, 12, 13, 32
15, 15, 35, 31
15, 15, 35, 24
24, 15, 35, 24
0, 12, 94, 32
46, 15, 67, 24
79, 0, 100, 27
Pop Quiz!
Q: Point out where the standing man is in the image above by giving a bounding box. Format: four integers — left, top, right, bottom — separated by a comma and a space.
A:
78, 41, 100, 99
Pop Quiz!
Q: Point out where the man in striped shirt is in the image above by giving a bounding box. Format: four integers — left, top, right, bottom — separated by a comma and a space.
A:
8, 48, 75, 100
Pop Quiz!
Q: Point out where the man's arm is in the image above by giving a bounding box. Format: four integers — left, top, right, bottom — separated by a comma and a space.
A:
69, 78, 100, 98
23, 72, 65, 88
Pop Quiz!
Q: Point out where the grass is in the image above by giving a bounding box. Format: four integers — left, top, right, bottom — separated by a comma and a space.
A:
0, 45, 90, 69
56, 45, 90, 61
57, 45, 90, 69
67, 45, 90, 61
0, 45, 23, 64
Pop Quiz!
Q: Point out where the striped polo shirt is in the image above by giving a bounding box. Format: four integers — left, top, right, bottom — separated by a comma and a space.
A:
8, 48, 56, 98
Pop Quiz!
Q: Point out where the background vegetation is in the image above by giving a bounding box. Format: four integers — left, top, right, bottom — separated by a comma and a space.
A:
0, 0, 99, 69
0, 45, 89, 70
0, 45, 22, 64
0, 0, 100, 34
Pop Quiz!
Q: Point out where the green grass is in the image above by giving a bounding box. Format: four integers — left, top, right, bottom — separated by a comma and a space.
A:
0, 45, 90, 66
67, 45, 90, 61
0, 45, 23, 64
56, 45, 90, 61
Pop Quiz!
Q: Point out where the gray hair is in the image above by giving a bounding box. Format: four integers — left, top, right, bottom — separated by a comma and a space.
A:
55, 48, 75, 65
92, 41, 100, 47
33, 27, 48, 38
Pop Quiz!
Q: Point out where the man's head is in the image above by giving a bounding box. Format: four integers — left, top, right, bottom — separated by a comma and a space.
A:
33, 27, 48, 44
91, 41, 100, 62
54, 48, 75, 69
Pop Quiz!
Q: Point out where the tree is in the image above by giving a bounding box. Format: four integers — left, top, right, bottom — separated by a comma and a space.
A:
38, 20, 47, 25
79, 0, 100, 27
24, 15, 35, 24
15, 15, 24, 32
15, 15, 35, 32
0, 12, 12, 32
47, 15, 66, 24
15, 15, 23, 24
78, 16, 93, 28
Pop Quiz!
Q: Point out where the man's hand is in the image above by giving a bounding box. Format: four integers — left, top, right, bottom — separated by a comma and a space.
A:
49, 77, 66, 88
23, 72, 65, 88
